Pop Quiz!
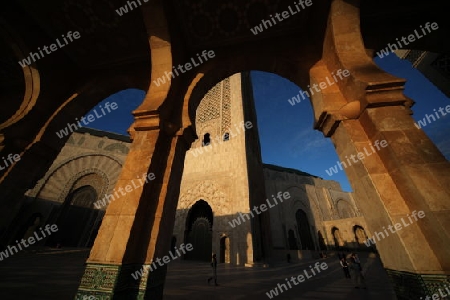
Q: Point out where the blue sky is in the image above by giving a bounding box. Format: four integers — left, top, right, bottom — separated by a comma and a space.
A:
85, 54, 449, 192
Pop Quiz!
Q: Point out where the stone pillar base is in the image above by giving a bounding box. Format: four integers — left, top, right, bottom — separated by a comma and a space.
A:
75, 263, 167, 300
386, 269, 450, 300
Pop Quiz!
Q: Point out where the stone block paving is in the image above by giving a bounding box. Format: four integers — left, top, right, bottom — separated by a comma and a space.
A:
0, 249, 397, 300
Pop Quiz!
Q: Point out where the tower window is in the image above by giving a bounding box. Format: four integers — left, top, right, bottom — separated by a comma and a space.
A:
202, 133, 210, 146
223, 133, 230, 141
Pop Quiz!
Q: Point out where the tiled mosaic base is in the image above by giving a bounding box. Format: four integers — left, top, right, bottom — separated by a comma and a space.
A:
75, 263, 167, 300
386, 269, 450, 300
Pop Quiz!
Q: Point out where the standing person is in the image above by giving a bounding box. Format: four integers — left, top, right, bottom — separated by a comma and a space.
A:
208, 253, 218, 286
340, 257, 351, 279
351, 253, 362, 272
349, 257, 366, 289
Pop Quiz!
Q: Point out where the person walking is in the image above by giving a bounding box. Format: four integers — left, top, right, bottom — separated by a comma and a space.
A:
349, 256, 366, 289
340, 257, 351, 279
208, 253, 218, 286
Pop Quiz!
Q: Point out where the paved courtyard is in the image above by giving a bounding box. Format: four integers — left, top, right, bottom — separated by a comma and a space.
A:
164, 252, 397, 300
0, 249, 397, 300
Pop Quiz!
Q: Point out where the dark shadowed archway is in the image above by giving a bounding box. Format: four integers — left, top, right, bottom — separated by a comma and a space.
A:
296, 209, 315, 250
184, 200, 213, 261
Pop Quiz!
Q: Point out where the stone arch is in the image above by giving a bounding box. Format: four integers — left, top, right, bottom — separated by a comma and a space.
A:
0, 19, 40, 132
32, 154, 123, 204
336, 199, 356, 219
285, 185, 322, 225
176, 42, 322, 132
0, 82, 147, 242
284, 185, 307, 201
331, 226, 344, 249
182, 68, 310, 132
2, 81, 145, 182
184, 200, 213, 261
353, 224, 368, 246
49, 184, 104, 248
177, 181, 230, 228
283, 185, 320, 252
131, 0, 174, 128
305, 0, 450, 278
63, 1, 450, 298
311, 0, 411, 137
289, 198, 312, 224
185, 200, 214, 231
69, 185, 98, 207
295, 209, 315, 250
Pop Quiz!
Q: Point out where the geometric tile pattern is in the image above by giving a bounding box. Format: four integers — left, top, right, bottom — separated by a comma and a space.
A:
386, 269, 450, 300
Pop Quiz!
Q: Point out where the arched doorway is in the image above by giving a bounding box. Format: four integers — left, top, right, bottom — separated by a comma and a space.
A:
184, 200, 213, 261
354, 225, 368, 247
336, 199, 356, 219
49, 185, 103, 247
332, 227, 343, 249
219, 236, 230, 263
295, 209, 314, 250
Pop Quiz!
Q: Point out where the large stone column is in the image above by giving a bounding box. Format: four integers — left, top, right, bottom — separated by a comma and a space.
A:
75, 113, 194, 299
317, 97, 450, 299
309, 1, 450, 298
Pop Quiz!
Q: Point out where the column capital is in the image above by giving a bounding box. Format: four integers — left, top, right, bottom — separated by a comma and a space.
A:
128, 110, 183, 139
132, 110, 160, 130
310, 61, 414, 137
